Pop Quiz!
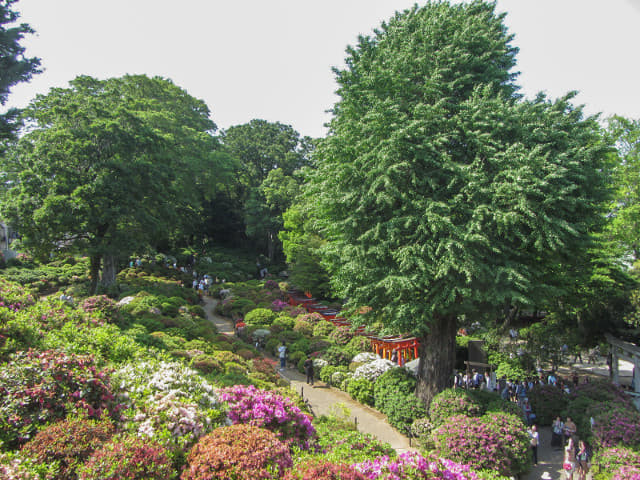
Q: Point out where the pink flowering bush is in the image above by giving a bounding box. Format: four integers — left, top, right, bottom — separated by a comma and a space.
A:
329, 326, 355, 346
0, 349, 119, 448
591, 407, 640, 449
219, 384, 316, 449
79, 295, 120, 324
431, 412, 530, 477
592, 446, 640, 480
0, 278, 36, 312
428, 388, 482, 426
353, 451, 479, 480
271, 299, 289, 311
181, 424, 292, 480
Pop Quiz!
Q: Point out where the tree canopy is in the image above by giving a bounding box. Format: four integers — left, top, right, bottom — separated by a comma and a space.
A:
0, 0, 40, 140
0, 74, 225, 292
299, 0, 610, 407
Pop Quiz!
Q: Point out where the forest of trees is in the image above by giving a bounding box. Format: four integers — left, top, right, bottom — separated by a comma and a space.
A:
1, 0, 639, 404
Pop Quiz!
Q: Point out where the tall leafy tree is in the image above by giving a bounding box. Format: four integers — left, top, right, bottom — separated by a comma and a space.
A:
605, 116, 640, 261
221, 119, 312, 259
0, 0, 40, 140
304, 1, 610, 408
0, 74, 223, 292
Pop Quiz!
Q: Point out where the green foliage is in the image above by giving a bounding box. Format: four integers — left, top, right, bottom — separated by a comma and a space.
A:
528, 384, 568, 426
313, 319, 335, 337
322, 346, 352, 366
383, 391, 427, 434
429, 388, 482, 426
319, 365, 349, 385
346, 377, 374, 406
245, 307, 276, 326
374, 367, 417, 413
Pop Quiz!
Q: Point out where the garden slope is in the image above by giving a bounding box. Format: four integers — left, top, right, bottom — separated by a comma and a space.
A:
202, 296, 414, 454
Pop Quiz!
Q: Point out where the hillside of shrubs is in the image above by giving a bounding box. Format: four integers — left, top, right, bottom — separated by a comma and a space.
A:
1, 253, 638, 479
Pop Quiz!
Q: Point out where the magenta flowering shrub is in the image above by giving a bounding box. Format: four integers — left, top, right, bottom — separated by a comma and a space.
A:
353, 451, 479, 480
219, 384, 316, 449
429, 388, 482, 426
79, 295, 120, 323
432, 412, 530, 477
264, 279, 280, 290
612, 466, 640, 480
0, 279, 36, 312
271, 299, 289, 311
591, 407, 640, 449
295, 312, 325, 324
0, 349, 119, 448
329, 326, 355, 346
592, 446, 640, 480
182, 424, 292, 480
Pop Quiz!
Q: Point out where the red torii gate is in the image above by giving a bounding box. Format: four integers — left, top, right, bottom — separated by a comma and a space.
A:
285, 289, 420, 366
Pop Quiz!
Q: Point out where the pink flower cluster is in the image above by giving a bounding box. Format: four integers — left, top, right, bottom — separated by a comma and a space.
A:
353, 452, 478, 480
219, 385, 316, 449
271, 299, 289, 312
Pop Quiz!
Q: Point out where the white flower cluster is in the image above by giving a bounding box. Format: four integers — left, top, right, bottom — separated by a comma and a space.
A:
351, 352, 380, 363
352, 358, 396, 381
135, 391, 209, 442
114, 359, 218, 408
312, 358, 328, 369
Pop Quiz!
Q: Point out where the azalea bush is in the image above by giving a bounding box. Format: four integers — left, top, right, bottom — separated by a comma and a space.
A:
347, 377, 375, 406
0, 349, 119, 448
382, 391, 426, 434
284, 460, 367, 480
428, 389, 482, 426
245, 307, 276, 326
0, 279, 36, 312
354, 451, 479, 480
591, 406, 640, 449
431, 412, 530, 477
79, 295, 120, 324
591, 446, 640, 480
77, 433, 174, 480
219, 384, 316, 449
329, 326, 355, 346
352, 359, 396, 382
19, 416, 115, 480
374, 368, 416, 413
181, 424, 292, 480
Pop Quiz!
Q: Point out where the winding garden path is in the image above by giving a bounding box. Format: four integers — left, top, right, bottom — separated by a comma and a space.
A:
202, 296, 589, 479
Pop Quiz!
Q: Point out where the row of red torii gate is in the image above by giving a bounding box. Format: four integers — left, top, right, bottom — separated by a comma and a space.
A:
286, 290, 419, 367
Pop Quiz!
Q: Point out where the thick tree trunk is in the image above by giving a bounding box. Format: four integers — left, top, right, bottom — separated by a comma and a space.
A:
89, 254, 101, 295
101, 253, 117, 288
415, 313, 457, 411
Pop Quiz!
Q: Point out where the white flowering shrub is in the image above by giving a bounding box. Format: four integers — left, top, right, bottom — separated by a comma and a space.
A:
352, 352, 380, 363
312, 358, 328, 370
332, 370, 352, 386
352, 358, 396, 382
113, 359, 226, 458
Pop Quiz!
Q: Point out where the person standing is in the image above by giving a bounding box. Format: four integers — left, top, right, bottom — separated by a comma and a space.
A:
278, 341, 287, 371
563, 437, 576, 480
529, 425, 539, 466
576, 440, 590, 480
303, 356, 314, 385
552, 416, 564, 449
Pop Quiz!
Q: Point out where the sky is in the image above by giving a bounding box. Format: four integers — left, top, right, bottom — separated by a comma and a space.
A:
5, 0, 640, 139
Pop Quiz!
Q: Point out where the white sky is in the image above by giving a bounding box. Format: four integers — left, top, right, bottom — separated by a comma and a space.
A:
5, 0, 640, 139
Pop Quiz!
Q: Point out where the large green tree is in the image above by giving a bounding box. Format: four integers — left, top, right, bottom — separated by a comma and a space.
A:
0, 74, 224, 292
221, 119, 312, 259
303, 1, 610, 408
0, 0, 40, 140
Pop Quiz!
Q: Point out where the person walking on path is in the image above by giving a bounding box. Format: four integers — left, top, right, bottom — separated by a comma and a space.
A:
303, 356, 314, 385
529, 425, 539, 466
563, 437, 576, 480
278, 341, 287, 371
576, 440, 590, 480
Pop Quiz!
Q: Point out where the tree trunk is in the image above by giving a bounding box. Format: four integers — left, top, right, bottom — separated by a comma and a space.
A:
89, 254, 101, 295
267, 230, 275, 262
415, 313, 457, 411
101, 253, 118, 288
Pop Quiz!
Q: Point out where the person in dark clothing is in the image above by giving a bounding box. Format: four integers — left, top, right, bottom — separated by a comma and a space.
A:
303, 356, 314, 385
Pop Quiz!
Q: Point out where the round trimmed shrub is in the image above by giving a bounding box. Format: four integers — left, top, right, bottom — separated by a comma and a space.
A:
344, 336, 372, 357
284, 460, 367, 480
294, 319, 314, 337
374, 367, 417, 413
591, 406, 640, 449
384, 391, 427, 434
313, 320, 335, 337
78, 433, 174, 480
20, 416, 114, 480
329, 326, 354, 346
290, 337, 311, 355
272, 315, 296, 331
245, 307, 276, 326
432, 412, 530, 477
428, 388, 482, 426
181, 424, 292, 480
319, 365, 349, 384
323, 346, 352, 366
